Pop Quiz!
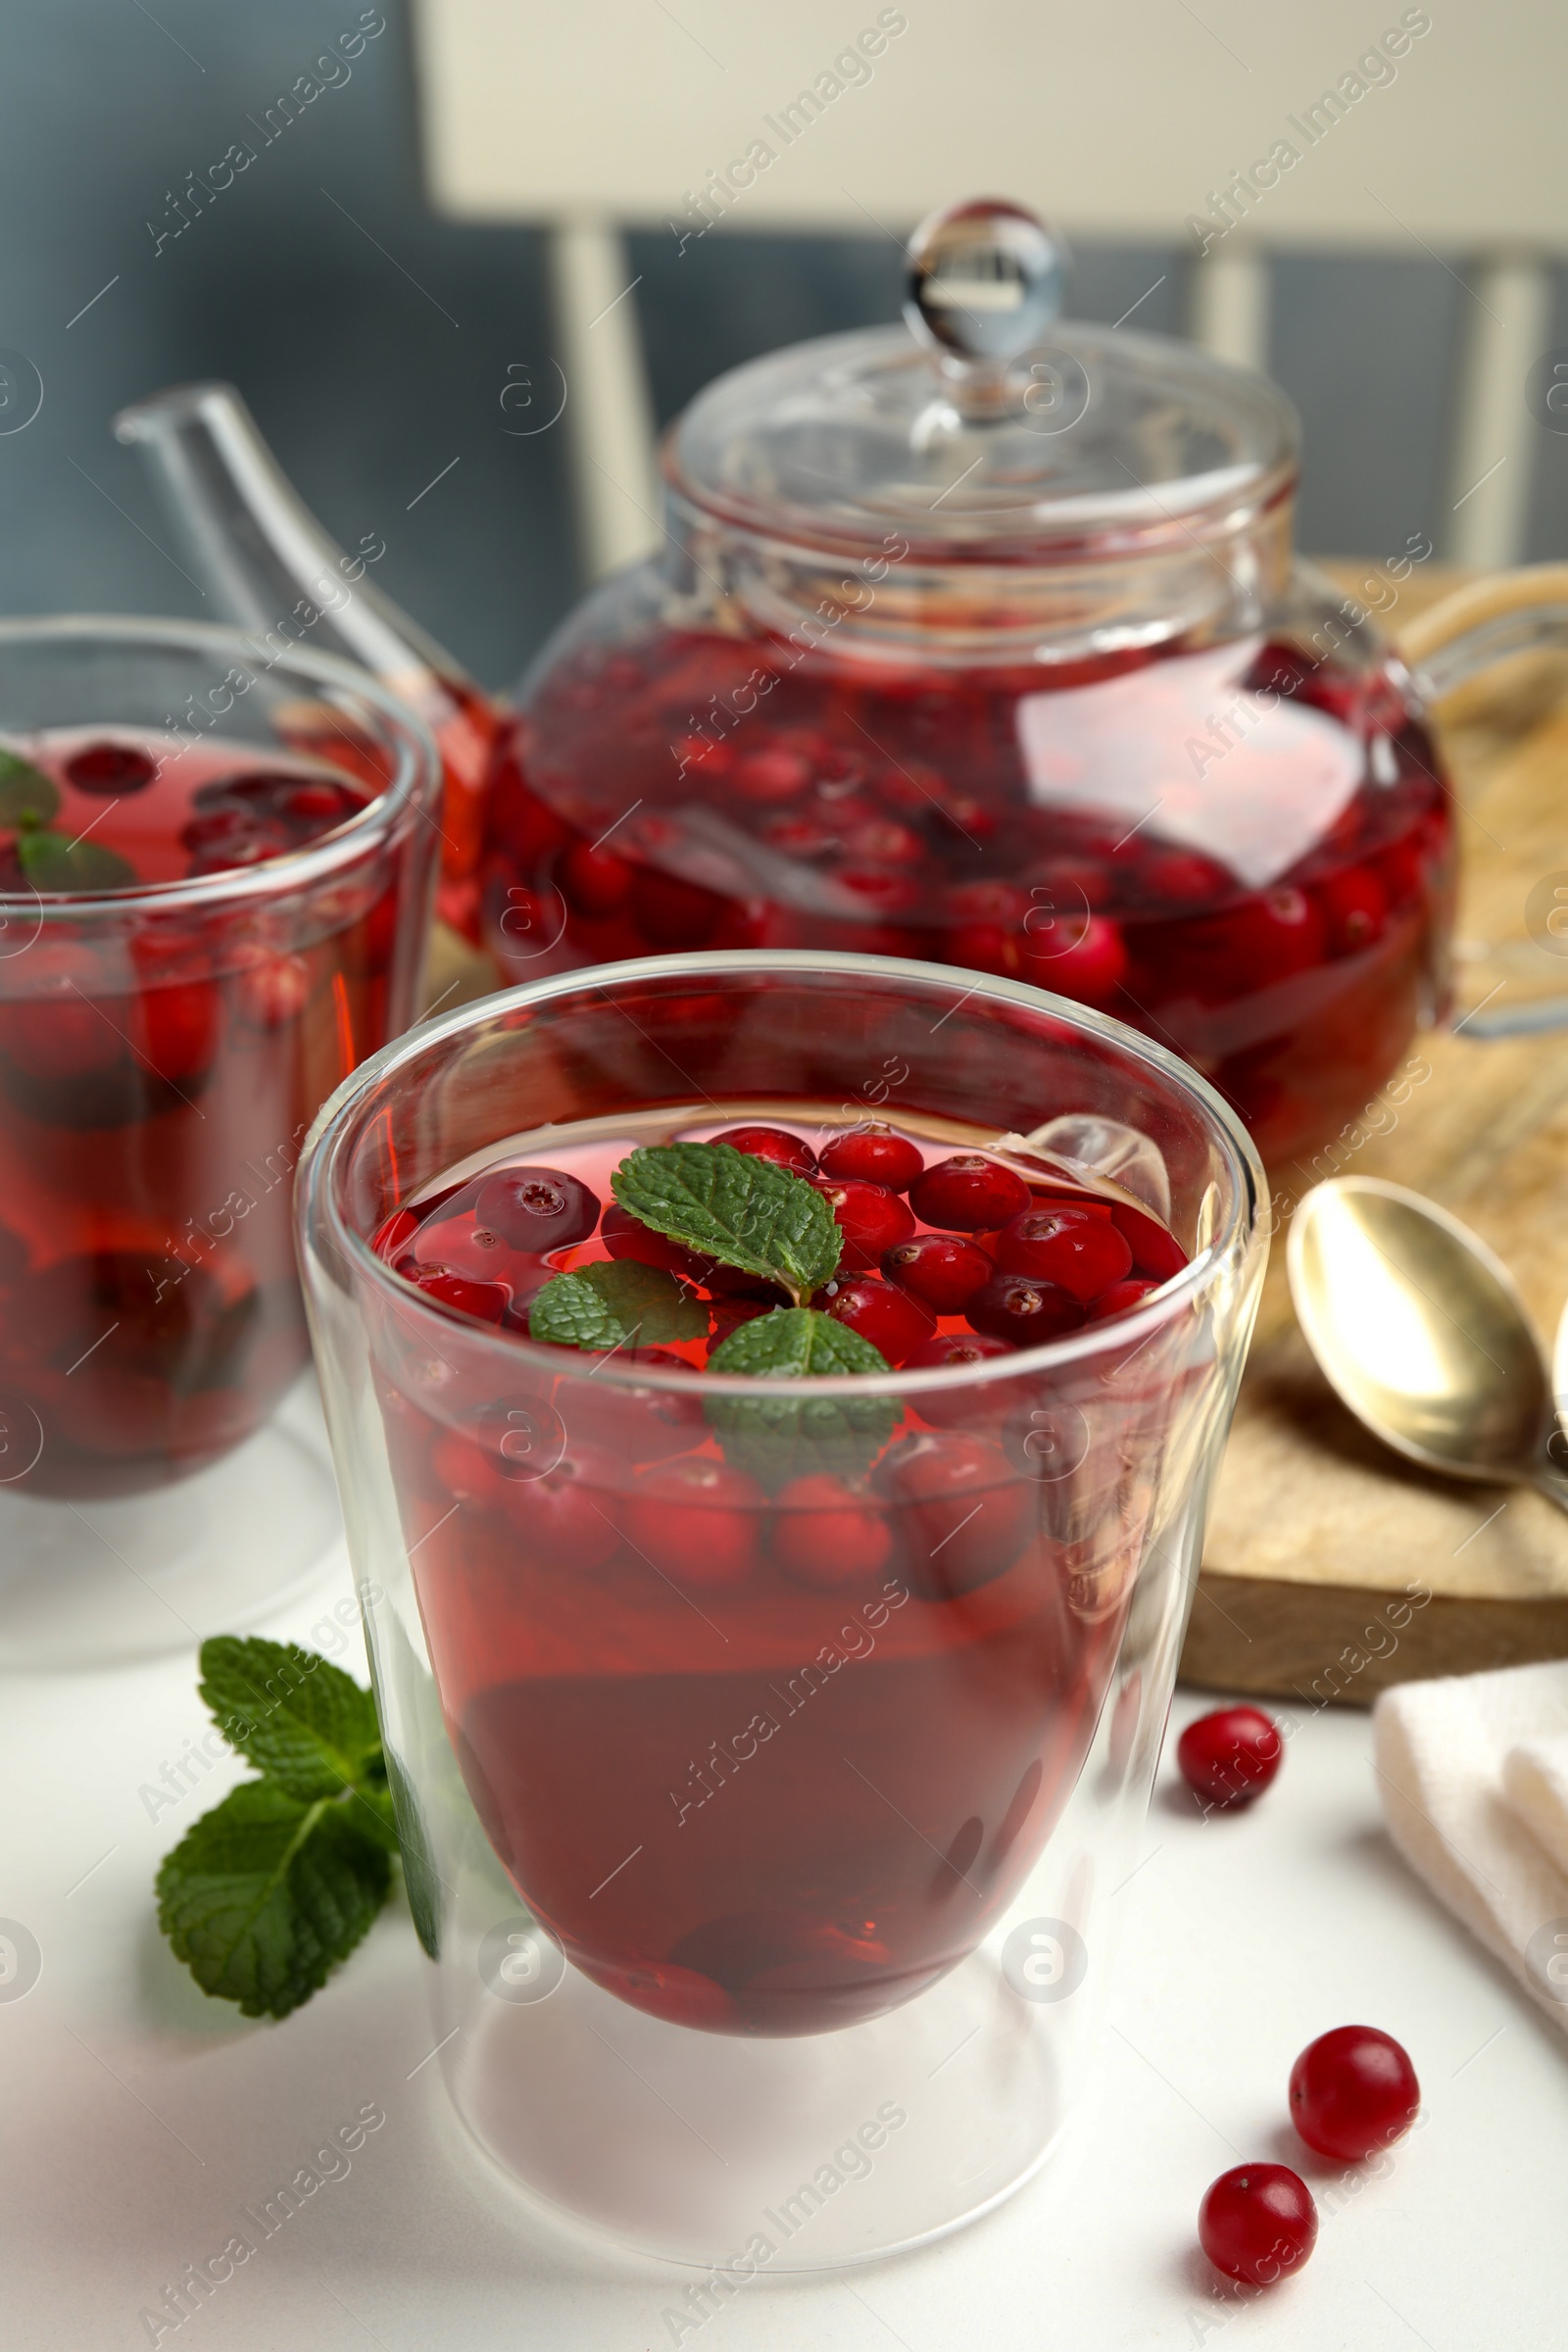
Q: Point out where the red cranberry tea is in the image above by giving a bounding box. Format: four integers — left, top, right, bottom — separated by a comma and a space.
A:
0, 725, 417, 1496
483, 632, 1453, 1173
371, 1111, 1197, 2037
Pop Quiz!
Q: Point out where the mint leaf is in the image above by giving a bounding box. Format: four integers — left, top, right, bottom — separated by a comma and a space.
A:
528, 1258, 708, 1352
384, 1749, 441, 1959
0, 753, 59, 827
155, 1781, 392, 2021
708, 1307, 889, 1381
17, 828, 137, 891
612, 1143, 840, 1305
705, 1306, 898, 1485
198, 1636, 381, 1803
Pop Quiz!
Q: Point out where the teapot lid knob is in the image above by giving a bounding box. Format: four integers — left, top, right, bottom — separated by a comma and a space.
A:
905, 197, 1066, 368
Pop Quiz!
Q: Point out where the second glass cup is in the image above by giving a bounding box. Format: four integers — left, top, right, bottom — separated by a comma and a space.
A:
299, 951, 1265, 2267
0, 617, 440, 1660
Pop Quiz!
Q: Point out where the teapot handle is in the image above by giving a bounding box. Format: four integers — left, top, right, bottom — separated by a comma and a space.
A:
1396, 564, 1568, 1040
1397, 561, 1568, 699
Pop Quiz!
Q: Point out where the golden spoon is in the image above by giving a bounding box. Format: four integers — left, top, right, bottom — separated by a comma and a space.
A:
1287, 1176, 1568, 1511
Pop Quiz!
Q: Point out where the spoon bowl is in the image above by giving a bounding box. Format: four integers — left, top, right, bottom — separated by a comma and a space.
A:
1288, 1176, 1564, 1500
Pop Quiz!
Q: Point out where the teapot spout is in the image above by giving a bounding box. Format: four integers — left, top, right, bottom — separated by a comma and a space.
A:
115, 380, 500, 941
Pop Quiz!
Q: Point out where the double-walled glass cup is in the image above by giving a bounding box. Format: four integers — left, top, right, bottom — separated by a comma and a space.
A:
298, 952, 1265, 2268
0, 618, 440, 1662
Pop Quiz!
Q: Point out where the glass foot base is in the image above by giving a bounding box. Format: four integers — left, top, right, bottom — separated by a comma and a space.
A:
0, 1375, 343, 1669
445, 1936, 1066, 2270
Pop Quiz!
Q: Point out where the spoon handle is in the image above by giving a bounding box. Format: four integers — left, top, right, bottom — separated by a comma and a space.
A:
1530, 1469, 1568, 1517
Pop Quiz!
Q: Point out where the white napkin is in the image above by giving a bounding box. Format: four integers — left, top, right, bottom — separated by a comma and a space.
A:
1373, 1661, 1568, 2028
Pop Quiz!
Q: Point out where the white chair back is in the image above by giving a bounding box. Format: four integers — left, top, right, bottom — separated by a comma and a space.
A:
413, 0, 1568, 577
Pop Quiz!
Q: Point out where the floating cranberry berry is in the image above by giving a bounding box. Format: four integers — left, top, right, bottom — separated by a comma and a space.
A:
771, 1474, 893, 1588
908, 1154, 1031, 1233
620, 1455, 764, 1587
709, 1125, 817, 1176
1198, 2164, 1317, 2286
880, 1431, 1033, 1597
902, 1331, 1012, 1427
811, 1175, 914, 1267
1289, 2027, 1420, 2161
601, 1201, 712, 1282
1176, 1705, 1283, 1807
817, 1125, 924, 1191
965, 1273, 1084, 1347
883, 1232, 994, 1314
1320, 865, 1389, 956
733, 746, 812, 804
65, 741, 157, 795
503, 1450, 622, 1568
995, 1205, 1133, 1303
1084, 1277, 1159, 1323
405, 1267, 510, 1324
474, 1165, 600, 1252
814, 1275, 934, 1365
559, 839, 633, 915
1111, 1200, 1188, 1281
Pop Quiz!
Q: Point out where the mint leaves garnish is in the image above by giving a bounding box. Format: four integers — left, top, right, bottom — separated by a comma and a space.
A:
0, 752, 137, 891
708, 1307, 887, 1381
16, 829, 137, 891
156, 1637, 403, 2020
705, 1306, 898, 1484
0, 753, 59, 827
612, 1142, 841, 1307
528, 1258, 708, 1352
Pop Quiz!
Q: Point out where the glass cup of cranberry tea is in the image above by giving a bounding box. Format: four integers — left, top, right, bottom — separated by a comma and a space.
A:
0, 617, 440, 1663
297, 948, 1265, 2265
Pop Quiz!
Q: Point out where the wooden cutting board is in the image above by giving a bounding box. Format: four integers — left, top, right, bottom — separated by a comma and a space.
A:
1182, 562, 1568, 1705
417, 566, 1568, 1708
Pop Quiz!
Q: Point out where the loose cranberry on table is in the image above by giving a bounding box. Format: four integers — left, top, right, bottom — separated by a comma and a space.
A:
1176, 1705, 1284, 1807
883, 1232, 994, 1313
1289, 2026, 1420, 2161
811, 1174, 914, 1267
817, 1124, 924, 1190
995, 1205, 1134, 1303
709, 1124, 817, 1175
908, 1153, 1031, 1233
770, 1474, 893, 1588
814, 1275, 934, 1365
1198, 2164, 1317, 2286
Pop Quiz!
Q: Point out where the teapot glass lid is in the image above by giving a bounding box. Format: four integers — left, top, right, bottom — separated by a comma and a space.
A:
665, 198, 1298, 564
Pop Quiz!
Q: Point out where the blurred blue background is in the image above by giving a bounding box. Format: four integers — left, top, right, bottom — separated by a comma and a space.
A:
4, 0, 1568, 690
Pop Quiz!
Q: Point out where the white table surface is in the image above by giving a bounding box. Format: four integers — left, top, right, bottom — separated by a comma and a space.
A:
4, 1503, 1564, 2352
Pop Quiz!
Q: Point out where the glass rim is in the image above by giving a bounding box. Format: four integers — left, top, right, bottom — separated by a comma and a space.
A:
300, 949, 1267, 1400
0, 613, 440, 917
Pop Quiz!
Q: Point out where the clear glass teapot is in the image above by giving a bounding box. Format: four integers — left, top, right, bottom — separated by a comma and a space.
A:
121, 198, 1564, 1171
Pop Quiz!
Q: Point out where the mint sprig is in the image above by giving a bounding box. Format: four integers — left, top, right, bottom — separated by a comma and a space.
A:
528, 1258, 708, 1352
612, 1142, 841, 1306
705, 1306, 898, 1485
157, 1637, 404, 2020
0, 752, 60, 827
17, 829, 137, 891
0, 754, 138, 891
